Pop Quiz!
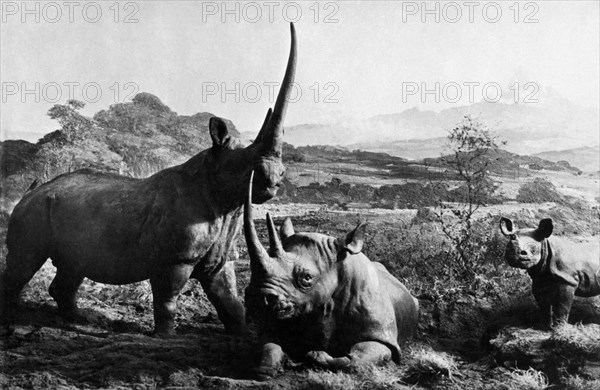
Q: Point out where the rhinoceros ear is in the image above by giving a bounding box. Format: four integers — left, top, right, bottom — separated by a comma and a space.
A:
209, 117, 231, 148
536, 218, 553, 239
343, 223, 367, 255
499, 217, 515, 236
280, 217, 295, 239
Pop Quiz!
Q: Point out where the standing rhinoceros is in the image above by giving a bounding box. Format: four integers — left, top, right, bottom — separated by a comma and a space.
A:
500, 217, 600, 327
0, 23, 297, 336
243, 172, 419, 378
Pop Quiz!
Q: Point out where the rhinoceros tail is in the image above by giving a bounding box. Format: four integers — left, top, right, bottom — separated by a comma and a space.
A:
26, 180, 39, 193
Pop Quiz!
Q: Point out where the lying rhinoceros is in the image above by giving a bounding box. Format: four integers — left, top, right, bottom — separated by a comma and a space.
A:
243, 172, 419, 378
500, 217, 600, 327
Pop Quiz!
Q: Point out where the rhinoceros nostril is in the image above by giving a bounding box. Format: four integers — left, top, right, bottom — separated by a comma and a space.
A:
263, 293, 279, 307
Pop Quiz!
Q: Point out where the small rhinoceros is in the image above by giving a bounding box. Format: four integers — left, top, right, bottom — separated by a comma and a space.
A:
243, 172, 419, 378
500, 217, 600, 327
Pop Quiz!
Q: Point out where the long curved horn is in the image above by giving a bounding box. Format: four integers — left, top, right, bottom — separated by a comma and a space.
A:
260, 22, 297, 155
266, 213, 284, 257
244, 171, 271, 274
499, 217, 515, 236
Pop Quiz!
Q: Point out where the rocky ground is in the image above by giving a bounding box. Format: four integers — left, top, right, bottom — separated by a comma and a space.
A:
1, 210, 599, 389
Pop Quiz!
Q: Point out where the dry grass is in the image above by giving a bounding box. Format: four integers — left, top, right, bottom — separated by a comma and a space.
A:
551, 323, 600, 356
486, 368, 549, 390
302, 370, 360, 390
507, 368, 548, 390
403, 347, 459, 385
562, 375, 600, 390
299, 364, 410, 390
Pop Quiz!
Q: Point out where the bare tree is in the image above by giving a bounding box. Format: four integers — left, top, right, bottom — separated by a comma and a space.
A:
437, 115, 502, 279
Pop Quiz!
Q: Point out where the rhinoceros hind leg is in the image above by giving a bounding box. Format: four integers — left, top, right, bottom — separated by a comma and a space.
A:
347, 341, 393, 366
1, 250, 47, 320
150, 264, 194, 336
198, 261, 247, 335
48, 267, 84, 322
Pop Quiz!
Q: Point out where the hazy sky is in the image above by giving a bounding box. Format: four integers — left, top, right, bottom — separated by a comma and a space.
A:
1, 0, 598, 141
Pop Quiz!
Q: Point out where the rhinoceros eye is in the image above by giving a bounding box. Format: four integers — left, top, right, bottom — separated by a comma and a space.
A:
296, 271, 314, 289
526, 243, 539, 255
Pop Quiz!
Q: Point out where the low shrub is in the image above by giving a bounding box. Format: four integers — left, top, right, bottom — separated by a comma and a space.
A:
516, 178, 564, 204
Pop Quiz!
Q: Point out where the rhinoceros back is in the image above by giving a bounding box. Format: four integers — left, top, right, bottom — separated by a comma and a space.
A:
532, 237, 600, 297
8, 169, 142, 246
373, 261, 419, 345
6, 169, 162, 283
337, 258, 418, 363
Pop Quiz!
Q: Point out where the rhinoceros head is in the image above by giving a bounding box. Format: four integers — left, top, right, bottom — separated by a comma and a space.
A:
204, 24, 297, 205
500, 217, 554, 269
244, 172, 367, 319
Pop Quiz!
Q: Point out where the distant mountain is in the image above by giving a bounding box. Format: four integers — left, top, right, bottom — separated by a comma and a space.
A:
283, 89, 599, 159
534, 146, 600, 172
347, 127, 600, 163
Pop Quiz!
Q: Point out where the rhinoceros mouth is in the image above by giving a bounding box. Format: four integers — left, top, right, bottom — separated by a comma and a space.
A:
274, 305, 296, 319
266, 299, 296, 319
510, 256, 537, 269
506, 247, 536, 268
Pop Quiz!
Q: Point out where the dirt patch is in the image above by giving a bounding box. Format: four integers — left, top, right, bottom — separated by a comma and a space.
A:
2, 321, 262, 389
0, 265, 264, 389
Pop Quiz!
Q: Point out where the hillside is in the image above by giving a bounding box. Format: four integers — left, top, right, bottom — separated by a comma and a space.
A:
284, 143, 581, 177
535, 146, 600, 173
0, 93, 239, 208
423, 148, 582, 175
350, 137, 449, 160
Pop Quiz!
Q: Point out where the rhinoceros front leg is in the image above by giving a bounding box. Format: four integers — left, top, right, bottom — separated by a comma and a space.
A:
252, 342, 286, 380
150, 264, 194, 336
552, 284, 576, 327
198, 261, 247, 335
305, 341, 392, 370
532, 286, 553, 329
